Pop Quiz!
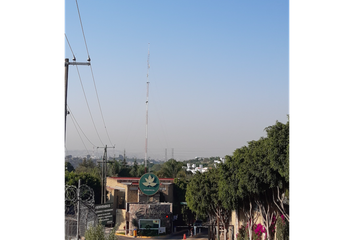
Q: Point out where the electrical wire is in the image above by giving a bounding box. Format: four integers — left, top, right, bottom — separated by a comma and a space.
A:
89, 65, 114, 147
67, 105, 97, 148
68, 106, 91, 155
65, 33, 76, 60
74, 64, 104, 146
74, 0, 114, 147
75, 0, 90, 60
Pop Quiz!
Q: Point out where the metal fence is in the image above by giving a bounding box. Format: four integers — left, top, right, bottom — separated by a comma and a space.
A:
65, 182, 98, 240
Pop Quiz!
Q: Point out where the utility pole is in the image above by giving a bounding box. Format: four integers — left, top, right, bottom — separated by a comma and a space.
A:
64, 58, 90, 142
97, 145, 115, 204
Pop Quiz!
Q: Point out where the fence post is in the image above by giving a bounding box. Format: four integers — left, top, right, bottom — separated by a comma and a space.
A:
77, 179, 81, 240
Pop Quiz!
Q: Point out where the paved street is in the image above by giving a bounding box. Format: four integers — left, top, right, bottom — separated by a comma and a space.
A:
115, 228, 208, 240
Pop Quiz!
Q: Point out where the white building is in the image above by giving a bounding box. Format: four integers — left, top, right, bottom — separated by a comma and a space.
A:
186, 163, 209, 174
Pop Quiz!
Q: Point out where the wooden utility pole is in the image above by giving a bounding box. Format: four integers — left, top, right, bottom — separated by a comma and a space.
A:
62, 58, 91, 153
97, 145, 115, 204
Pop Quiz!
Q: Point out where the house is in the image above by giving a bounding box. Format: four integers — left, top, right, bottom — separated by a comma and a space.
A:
186, 164, 209, 174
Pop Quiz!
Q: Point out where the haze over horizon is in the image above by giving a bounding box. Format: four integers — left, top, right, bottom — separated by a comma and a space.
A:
65, 0, 289, 161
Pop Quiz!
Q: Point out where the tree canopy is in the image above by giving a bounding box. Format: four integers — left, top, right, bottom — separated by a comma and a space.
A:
186, 118, 289, 240
156, 159, 185, 178
65, 171, 102, 204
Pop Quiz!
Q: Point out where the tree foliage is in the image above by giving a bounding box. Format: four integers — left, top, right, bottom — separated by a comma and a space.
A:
156, 159, 185, 178
65, 171, 102, 204
85, 222, 118, 240
186, 169, 231, 240
65, 161, 75, 172
187, 118, 289, 240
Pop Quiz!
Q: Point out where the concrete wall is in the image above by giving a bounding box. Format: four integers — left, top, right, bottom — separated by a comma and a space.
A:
116, 209, 126, 231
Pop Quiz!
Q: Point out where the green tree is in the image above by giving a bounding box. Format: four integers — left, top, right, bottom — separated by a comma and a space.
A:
264, 119, 289, 222
173, 178, 195, 225
264, 119, 289, 182
186, 169, 231, 240
65, 161, 75, 172
137, 164, 146, 177
129, 160, 139, 177
65, 171, 102, 204
117, 157, 132, 177
107, 160, 120, 177
156, 159, 184, 178
186, 172, 209, 220
75, 158, 98, 175
151, 163, 162, 173
219, 118, 289, 240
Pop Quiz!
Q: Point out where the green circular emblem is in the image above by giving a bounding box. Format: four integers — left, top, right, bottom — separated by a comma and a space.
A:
139, 173, 160, 196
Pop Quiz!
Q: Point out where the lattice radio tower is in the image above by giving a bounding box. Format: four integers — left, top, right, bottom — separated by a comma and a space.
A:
145, 43, 150, 173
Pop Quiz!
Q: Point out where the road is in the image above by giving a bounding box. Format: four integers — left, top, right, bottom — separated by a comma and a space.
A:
115, 228, 208, 240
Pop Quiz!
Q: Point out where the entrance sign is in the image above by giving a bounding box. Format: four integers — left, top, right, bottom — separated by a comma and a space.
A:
139, 219, 160, 229
95, 203, 113, 225
139, 173, 160, 196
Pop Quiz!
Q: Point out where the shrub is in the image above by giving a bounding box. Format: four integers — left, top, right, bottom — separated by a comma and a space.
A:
276, 215, 289, 240
236, 225, 247, 240
84, 222, 118, 240
236, 223, 267, 240
254, 223, 266, 240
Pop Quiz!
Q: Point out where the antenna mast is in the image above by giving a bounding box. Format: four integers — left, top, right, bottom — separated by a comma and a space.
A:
145, 43, 150, 173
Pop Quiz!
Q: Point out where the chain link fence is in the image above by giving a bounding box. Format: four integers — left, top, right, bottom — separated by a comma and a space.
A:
65, 183, 98, 240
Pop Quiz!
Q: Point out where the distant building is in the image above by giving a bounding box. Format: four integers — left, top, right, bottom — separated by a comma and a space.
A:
186, 164, 208, 174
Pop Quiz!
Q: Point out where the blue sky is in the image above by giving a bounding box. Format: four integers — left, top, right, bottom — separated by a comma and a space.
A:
65, 0, 289, 160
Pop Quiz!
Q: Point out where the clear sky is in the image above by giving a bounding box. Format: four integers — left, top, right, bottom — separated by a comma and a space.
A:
64, 0, 289, 160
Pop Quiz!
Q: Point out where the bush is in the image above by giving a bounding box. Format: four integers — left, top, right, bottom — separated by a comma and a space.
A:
276, 215, 289, 240
84, 222, 118, 240
236, 225, 247, 240
253, 224, 266, 240
236, 223, 266, 240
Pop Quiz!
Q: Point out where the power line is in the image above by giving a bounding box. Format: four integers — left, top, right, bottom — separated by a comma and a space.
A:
68, 106, 90, 155
74, 64, 104, 146
75, 0, 90, 61
89, 65, 114, 147
67, 105, 97, 148
74, 0, 113, 147
65, 34, 76, 61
